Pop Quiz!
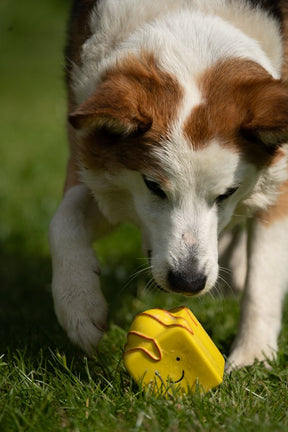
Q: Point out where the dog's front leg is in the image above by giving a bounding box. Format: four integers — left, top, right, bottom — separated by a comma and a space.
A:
49, 184, 113, 355
227, 215, 288, 370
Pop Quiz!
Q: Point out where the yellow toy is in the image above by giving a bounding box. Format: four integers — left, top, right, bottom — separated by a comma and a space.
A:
123, 306, 225, 395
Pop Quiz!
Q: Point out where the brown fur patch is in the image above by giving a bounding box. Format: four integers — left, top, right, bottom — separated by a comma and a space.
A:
184, 58, 288, 168
73, 53, 183, 176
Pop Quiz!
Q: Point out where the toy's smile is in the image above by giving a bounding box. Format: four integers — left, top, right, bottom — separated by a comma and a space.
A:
167, 370, 185, 384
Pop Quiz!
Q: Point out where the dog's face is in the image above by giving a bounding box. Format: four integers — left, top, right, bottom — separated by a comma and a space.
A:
70, 53, 288, 296
128, 139, 255, 295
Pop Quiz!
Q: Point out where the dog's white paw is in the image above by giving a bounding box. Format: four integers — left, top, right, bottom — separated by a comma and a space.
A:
52, 266, 108, 356
225, 343, 276, 372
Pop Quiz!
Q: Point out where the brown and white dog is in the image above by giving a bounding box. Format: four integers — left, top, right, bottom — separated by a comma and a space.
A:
49, 0, 288, 369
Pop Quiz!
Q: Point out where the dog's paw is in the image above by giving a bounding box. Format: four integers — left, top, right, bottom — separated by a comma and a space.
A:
59, 302, 108, 356
225, 344, 276, 372
52, 268, 108, 355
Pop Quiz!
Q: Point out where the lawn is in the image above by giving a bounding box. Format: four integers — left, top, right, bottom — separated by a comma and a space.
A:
0, 1, 288, 431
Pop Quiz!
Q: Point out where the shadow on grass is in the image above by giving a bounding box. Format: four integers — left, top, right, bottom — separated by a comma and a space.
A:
0, 241, 67, 355
0, 237, 145, 357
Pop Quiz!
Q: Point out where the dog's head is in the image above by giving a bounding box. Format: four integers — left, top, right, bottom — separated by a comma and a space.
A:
70, 53, 288, 295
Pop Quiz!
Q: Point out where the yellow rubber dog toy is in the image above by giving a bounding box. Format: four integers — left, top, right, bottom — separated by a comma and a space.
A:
123, 306, 225, 394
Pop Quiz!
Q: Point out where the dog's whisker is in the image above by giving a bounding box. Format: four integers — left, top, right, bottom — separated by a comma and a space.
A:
217, 274, 231, 289
122, 263, 152, 291
209, 282, 221, 299
132, 261, 151, 274
217, 273, 236, 297
131, 265, 152, 279
136, 257, 150, 262
213, 280, 225, 298
143, 277, 157, 297
218, 265, 232, 276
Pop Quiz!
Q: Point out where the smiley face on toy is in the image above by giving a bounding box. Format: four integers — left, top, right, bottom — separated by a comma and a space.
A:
123, 307, 224, 394
168, 356, 184, 383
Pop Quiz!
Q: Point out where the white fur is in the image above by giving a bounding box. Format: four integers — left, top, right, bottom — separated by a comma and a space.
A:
50, 0, 288, 368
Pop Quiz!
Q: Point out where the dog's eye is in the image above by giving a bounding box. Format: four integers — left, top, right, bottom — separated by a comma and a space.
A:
143, 176, 167, 199
216, 187, 239, 204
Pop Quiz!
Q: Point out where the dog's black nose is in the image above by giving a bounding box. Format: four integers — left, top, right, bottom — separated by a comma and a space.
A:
167, 269, 207, 294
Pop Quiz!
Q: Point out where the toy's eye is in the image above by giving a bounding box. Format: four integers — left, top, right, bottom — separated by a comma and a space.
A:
216, 187, 239, 204
176, 357, 181, 362
143, 175, 167, 199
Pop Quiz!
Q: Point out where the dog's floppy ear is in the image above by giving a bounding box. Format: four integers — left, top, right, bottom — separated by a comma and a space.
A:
69, 75, 152, 136
241, 79, 288, 148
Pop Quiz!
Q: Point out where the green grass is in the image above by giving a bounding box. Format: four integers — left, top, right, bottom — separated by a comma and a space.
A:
0, 1, 288, 431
